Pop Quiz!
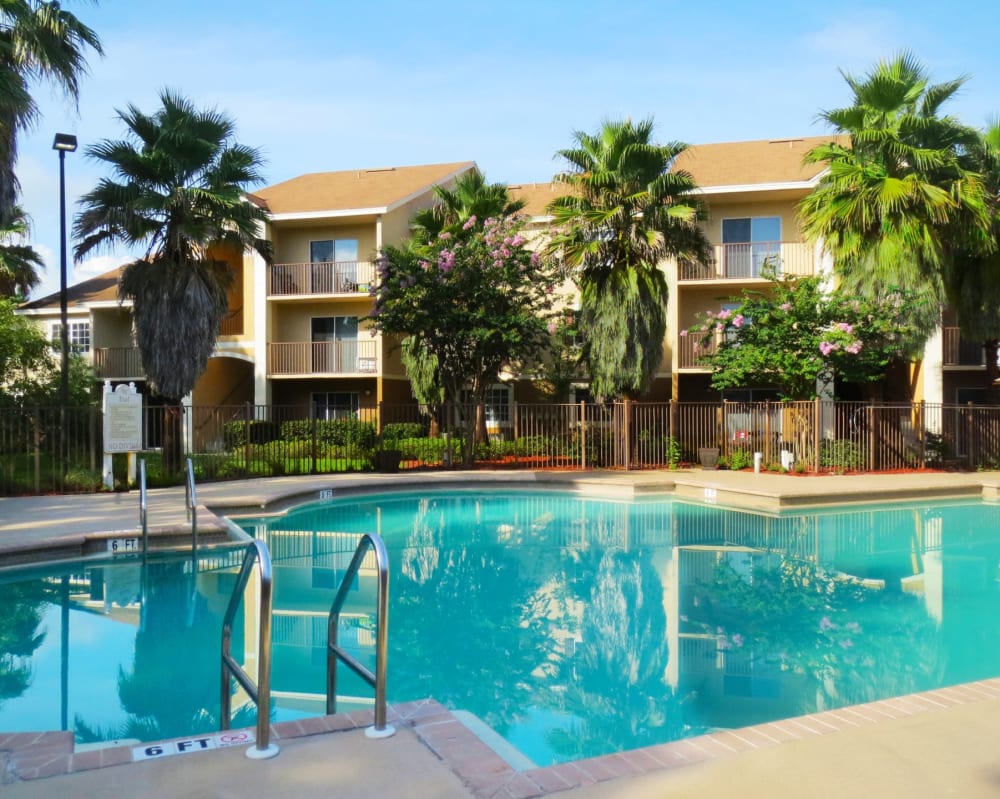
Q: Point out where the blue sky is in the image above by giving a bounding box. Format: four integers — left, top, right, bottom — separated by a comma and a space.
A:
15, 0, 1000, 299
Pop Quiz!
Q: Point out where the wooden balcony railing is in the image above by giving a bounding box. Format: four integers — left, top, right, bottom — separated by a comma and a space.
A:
676, 334, 719, 369
93, 347, 144, 379
268, 340, 378, 376
680, 241, 814, 281
219, 306, 244, 336
943, 327, 985, 366
268, 261, 376, 297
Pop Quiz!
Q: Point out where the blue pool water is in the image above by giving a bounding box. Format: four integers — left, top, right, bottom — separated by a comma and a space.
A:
3, 490, 1000, 766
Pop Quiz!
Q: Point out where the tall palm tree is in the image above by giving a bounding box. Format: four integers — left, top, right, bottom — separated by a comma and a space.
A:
0, 0, 102, 223
799, 52, 991, 399
547, 117, 709, 400
0, 205, 43, 297
74, 90, 271, 471
800, 53, 988, 302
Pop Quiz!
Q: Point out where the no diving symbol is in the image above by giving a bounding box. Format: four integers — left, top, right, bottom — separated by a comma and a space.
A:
219, 732, 249, 745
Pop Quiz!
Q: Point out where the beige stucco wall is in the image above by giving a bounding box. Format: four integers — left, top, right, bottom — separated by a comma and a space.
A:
700, 197, 806, 243
271, 222, 378, 264
89, 308, 133, 348
270, 299, 375, 341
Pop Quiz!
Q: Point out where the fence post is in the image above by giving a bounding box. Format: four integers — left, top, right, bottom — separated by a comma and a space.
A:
966, 402, 975, 468
33, 406, 40, 495
623, 399, 632, 471
918, 400, 926, 467
580, 401, 586, 470
244, 402, 252, 476
311, 413, 318, 475
813, 397, 820, 473
764, 400, 772, 465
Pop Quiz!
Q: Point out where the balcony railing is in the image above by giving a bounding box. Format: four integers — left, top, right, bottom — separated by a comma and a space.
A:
676, 334, 719, 369
269, 261, 376, 297
219, 307, 244, 336
268, 340, 378, 376
943, 327, 986, 366
680, 241, 814, 281
93, 347, 144, 379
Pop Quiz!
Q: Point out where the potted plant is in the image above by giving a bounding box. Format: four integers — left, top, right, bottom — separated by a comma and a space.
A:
372, 429, 403, 473
697, 447, 720, 469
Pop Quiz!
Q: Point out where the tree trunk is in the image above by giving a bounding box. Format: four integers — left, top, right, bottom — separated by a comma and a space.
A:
162, 399, 184, 475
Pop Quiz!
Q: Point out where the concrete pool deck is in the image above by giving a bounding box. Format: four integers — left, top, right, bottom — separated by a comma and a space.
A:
3, 468, 1000, 797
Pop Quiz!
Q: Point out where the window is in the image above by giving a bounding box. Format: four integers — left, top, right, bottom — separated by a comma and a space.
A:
310, 238, 359, 292
311, 316, 359, 372
311, 392, 359, 420
459, 386, 512, 426
721, 217, 781, 278
50, 321, 91, 353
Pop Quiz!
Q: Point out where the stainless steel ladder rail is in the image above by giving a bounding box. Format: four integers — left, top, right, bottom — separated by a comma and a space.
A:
185, 457, 198, 549
139, 458, 148, 550
220, 538, 280, 759
327, 532, 395, 738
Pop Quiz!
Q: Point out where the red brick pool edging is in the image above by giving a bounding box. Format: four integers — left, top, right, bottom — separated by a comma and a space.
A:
5, 680, 1000, 796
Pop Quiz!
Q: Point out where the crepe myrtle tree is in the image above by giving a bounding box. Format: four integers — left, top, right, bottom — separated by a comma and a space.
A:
371, 214, 559, 465
685, 270, 930, 401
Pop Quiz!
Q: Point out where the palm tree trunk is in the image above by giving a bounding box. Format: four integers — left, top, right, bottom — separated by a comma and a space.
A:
161, 399, 184, 475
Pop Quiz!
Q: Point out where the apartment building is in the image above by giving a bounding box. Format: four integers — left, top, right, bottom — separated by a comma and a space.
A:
17, 140, 989, 418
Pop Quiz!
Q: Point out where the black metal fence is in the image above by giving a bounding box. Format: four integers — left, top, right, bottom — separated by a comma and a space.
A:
1, 399, 996, 495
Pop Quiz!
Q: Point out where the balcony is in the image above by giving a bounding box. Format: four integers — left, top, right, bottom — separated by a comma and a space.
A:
93, 347, 144, 379
680, 242, 814, 281
943, 327, 986, 367
219, 306, 244, 336
676, 334, 719, 370
268, 261, 376, 297
268, 340, 378, 376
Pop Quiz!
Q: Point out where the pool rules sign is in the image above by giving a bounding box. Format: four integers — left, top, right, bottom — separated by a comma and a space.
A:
103, 381, 143, 489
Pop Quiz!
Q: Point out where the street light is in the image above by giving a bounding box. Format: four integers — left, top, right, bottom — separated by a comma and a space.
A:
53, 132, 77, 408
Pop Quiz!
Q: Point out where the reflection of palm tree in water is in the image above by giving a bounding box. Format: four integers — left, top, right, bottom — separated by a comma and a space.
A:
546, 549, 686, 761
0, 584, 47, 707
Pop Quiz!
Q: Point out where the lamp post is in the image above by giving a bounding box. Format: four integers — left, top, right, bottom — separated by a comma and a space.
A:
53, 132, 78, 409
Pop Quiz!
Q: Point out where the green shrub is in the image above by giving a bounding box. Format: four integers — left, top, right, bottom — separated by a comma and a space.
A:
819, 438, 865, 470
223, 419, 279, 448
381, 422, 427, 443
725, 449, 754, 470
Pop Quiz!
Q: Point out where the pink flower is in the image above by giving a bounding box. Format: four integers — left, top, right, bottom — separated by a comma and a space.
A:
680, 329, 689, 337
780, 302, 792, 311
836, 322, 854, 334
732, 314, 745, 328
819, 341, 836, 356
715, 323, 724, 333
462, 215, 477, 230
845, 341, 862, 354
547, 320, 557, 334
717, 309, 732, 320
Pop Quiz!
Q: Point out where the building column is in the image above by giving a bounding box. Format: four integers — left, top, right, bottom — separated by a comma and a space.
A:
252, 228, 270, 406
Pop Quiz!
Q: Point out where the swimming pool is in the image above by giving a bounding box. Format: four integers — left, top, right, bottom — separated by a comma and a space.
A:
3, 490, 1000, 767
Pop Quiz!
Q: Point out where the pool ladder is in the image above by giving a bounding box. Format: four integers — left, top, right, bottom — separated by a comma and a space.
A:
137, 457, 199, 552
327, 532, 395, 738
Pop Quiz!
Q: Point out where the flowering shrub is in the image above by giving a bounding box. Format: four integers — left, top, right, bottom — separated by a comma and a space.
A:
683, 271, 929, 399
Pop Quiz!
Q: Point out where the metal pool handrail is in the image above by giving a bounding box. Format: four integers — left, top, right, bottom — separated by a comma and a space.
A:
327, 532, 395, 738
220, 538, 280, 759
139, 458, 148, 550
185, 457, 198, 549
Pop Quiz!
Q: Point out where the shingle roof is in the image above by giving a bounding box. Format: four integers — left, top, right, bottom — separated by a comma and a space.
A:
672, 136, 846, 189
255, 161, 477, 215
508, 182, 574, 217
19, 267, 122, 311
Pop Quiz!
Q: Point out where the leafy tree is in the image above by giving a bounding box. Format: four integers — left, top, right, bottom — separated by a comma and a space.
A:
0, 206, 43, 298
800, 53, 992, 398
547, 117, 710, 399
686, 271, 930, 400
0, 295, 51, 397
372, 215, 558, 465
0, 0, 102, 223
945, 121, 1000, 394
73, 90, 271, 471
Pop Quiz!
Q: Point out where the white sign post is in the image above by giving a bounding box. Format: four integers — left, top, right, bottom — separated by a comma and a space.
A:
103, 381, 143, 490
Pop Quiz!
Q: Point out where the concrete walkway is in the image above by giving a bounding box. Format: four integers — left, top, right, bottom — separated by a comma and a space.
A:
3, 469, 1000, 798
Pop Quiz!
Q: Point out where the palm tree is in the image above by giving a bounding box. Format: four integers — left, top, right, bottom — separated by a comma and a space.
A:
0, 0, 102, 223
800, 52, 991, 399
74, 90, 271, 471
547, 117, 709, 400
410, 169, 525, 243
0, 205, 43, 297
801, 53, 987, 293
